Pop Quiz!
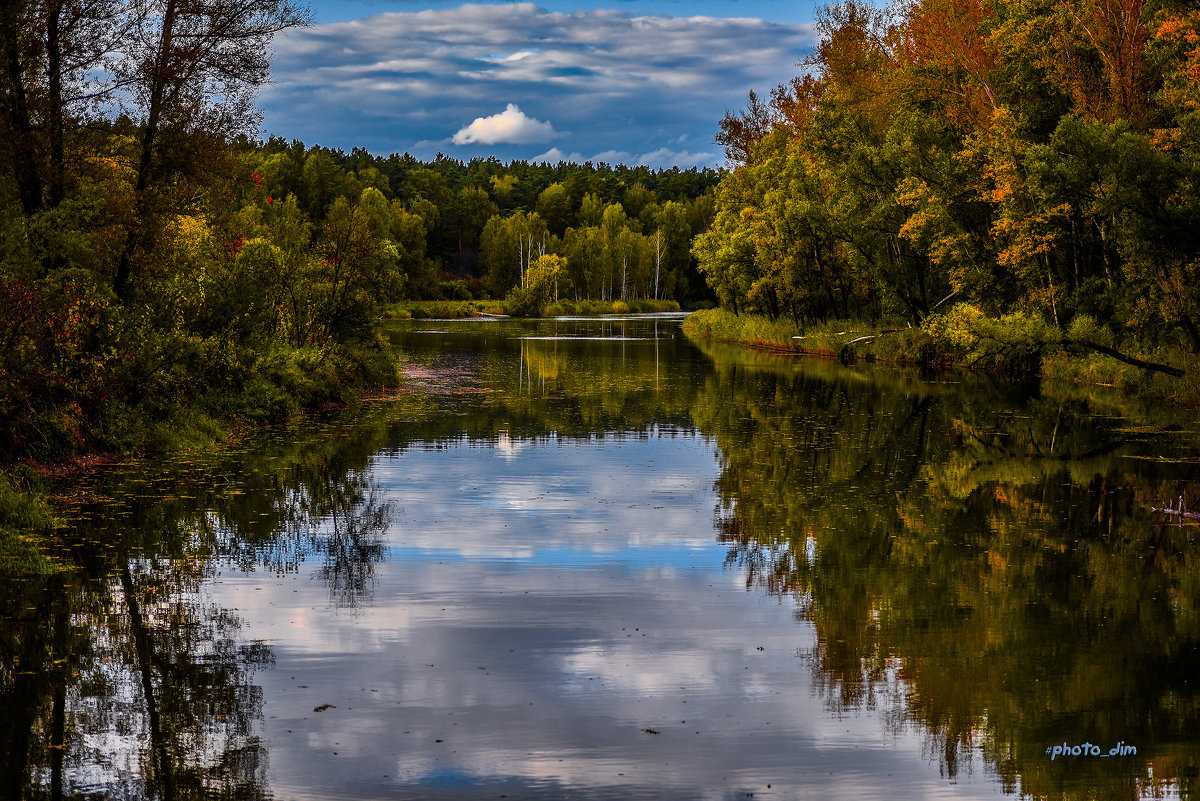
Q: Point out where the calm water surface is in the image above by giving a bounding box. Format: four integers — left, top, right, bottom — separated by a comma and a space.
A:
6, 314, 1200, 800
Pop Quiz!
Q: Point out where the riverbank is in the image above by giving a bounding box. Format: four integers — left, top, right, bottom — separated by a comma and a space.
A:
0, 303, 678, 565
682, 307, 1200, 405
385, 298, 684, 320
0, 334, 401, 556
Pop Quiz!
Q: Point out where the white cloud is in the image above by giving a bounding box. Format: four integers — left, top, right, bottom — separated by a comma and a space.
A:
590, 149, 634, 164
531, 147, 581, 164
452, 103, 557, 145
636, 147, 719, 169
531, 147, 633, 165
263, 4, 816, 166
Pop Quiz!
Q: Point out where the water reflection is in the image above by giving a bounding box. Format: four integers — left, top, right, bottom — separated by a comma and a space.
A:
0, 559, 272, 800
3, 316, 1199, 799
693, 339, 1200, 800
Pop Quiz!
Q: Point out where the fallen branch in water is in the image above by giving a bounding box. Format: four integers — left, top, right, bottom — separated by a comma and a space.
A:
963, 326, 1185, 378
1151, 497, 1200, 520
838, 329, 905, 359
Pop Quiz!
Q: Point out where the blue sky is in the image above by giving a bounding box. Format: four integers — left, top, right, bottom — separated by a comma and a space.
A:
259, 0, 819, 168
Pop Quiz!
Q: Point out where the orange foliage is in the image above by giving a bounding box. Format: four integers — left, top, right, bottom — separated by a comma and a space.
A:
901, 0, 1000, 128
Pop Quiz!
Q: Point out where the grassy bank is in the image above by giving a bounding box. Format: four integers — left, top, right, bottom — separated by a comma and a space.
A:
386, 298, 682, 319
0, 334, 400, 556
385, 300, 505, 319
681, 308, 945, 361
545, 298, 681, 316
0, 469, 62, 574
683, 307, 1200, 404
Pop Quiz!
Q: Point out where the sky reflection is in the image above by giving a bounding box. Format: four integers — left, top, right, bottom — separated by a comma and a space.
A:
211, 433, 1007, 800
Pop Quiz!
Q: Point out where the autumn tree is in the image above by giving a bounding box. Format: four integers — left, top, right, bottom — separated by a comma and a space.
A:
111, 0, 312, 298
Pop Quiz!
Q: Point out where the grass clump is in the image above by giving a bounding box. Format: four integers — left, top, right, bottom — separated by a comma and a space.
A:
0, 468, 62, 575
683, 308, 908, 357
389, 300, 487, 319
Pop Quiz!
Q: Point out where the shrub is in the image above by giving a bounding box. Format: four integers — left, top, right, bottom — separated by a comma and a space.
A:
437, 279, 472, 301
923, 304, 1056, 372
504, 255, 565, 317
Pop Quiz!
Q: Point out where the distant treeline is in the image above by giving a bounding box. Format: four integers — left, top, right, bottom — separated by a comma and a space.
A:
695, 0, 1200, 357
0, 129, 717, 463
251, 139, 720, 302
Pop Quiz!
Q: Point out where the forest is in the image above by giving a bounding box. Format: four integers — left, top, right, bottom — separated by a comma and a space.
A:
0, 0, 718, 474
693, 0, 1200, 381
246, 139, 719, 306
9, 0, 1200, 510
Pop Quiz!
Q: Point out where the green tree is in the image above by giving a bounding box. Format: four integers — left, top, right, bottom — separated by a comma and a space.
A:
536, 182, 572, 236
577, 192, 605, 227
563, 226, 607, 300
450, 186, 499, 252
622, 183, 657, 222
315, 196, 403, 342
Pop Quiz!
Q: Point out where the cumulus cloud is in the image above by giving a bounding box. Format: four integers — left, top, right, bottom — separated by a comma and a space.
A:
531, 147, 581, 164
262, 3, 816, 167
452, 103, 557, 145
635, 147, 718, 169
531, 147, 635, 165
531, 146, 712, 168
591, 149, 635, 164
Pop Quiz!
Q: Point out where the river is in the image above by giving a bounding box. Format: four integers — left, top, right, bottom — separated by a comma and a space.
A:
4, 314, 1198, 800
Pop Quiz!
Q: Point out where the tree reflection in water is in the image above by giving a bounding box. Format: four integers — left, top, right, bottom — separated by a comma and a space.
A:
0, 406, 397, 799
5, 318, 1200, 800
694, 341, 1200, 800
1, 559, 272, 801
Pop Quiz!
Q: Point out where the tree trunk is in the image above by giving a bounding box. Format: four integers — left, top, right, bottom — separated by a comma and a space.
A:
121, 565, 176, 801
114, 0, 179, 299
1, 3, 44, 216
47, 0, 64, 208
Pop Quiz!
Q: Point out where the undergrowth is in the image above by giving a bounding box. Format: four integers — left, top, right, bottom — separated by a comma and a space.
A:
683, 306, 1200, 404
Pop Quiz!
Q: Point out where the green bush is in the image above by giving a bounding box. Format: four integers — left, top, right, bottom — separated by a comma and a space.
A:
504, 255, 564, 317
503, 285, 546, 317
437, 279, 472, 301
1066, 312, 1114, 347
922, 304, 1057, 371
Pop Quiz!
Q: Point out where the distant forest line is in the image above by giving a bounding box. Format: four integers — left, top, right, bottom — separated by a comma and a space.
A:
247, 138, 721, 303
